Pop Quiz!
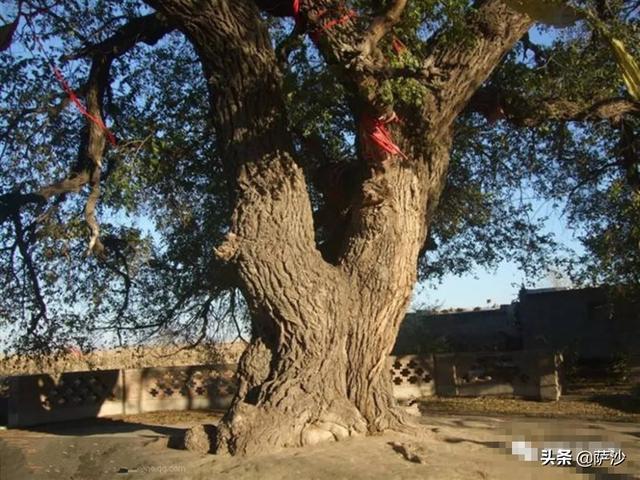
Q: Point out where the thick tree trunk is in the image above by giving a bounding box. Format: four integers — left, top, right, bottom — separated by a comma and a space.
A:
214, 150, 445, 454
146, 0, 531, 456
209, 136, 451, 454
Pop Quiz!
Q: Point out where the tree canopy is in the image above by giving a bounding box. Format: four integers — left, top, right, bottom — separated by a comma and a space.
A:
0, 0, 638, 356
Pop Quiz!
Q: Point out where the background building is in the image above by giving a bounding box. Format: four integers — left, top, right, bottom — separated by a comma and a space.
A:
395, 286, 639, 361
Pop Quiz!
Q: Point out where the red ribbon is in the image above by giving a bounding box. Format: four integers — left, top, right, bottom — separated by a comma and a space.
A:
360, 114, 406, 161
309, 9, 357, 43
292, 0, 301, 25
392, 36, 407, 55
28, 21, 116, 146
291, 2, 405, 162
52, 68, 117, 146
292, 2, 356, 43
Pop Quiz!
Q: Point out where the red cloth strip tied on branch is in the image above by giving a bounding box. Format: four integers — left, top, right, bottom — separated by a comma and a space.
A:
290, 1, 406, 163
52, 68, 117, 146
291, 1, 356, 43
308, 8, 358, 43
26, 19, 117, 146
391, 35, 407, 55
292, 0, 301, 24
359, 113, 407, 165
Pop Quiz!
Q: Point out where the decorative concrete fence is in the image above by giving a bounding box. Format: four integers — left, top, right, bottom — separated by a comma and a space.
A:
389, 355, 435, 401
431, 350, 563, 401
5, 350, 562, 427
7, 364, 237, 428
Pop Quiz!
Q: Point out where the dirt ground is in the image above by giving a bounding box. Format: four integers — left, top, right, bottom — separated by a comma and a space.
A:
0, 410, 638, 480
1, 350, 638, 479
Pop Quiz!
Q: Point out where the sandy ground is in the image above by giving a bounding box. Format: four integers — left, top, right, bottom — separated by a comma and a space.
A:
0, 411, 638, 480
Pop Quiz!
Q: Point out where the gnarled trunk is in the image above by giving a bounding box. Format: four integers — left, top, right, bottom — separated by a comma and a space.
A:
213, 158, 445, 454
207, 127, 454, 454
146, 0, 531, 455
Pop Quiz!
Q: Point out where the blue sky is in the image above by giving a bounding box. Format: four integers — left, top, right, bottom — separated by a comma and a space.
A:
409, 26, 578, 311
412, 195, 584, 310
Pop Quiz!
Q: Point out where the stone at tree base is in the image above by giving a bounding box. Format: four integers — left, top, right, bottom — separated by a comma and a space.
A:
401, 399, 422, 417
301, 425, 336, 446
184, 424, 215, 455
389, 441, 428, 464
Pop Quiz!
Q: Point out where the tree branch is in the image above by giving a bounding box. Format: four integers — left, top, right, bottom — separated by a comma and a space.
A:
2, 12, 174, 256
294, 0, 405, 120
466, 89, 640, 126
12, 210, 48, 336
75, 13, 171, 256
618, 119, 640, 192
81, 55, 111, 256
0, 166, 92, 225
423, 0, 533, 132
64, 12, 173, 61
363, 0, 407, 52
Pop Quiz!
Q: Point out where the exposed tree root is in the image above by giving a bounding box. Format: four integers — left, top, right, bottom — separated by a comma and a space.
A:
213, 399, 368, 456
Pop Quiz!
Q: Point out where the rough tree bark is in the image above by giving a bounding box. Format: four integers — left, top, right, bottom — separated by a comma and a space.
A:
146, 0, 532, 455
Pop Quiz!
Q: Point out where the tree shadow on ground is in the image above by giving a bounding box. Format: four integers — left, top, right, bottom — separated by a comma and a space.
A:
588, 393, 640, 414
24, 416, 185, 436
18, 417, 190, 450
441, 437, 502, 449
